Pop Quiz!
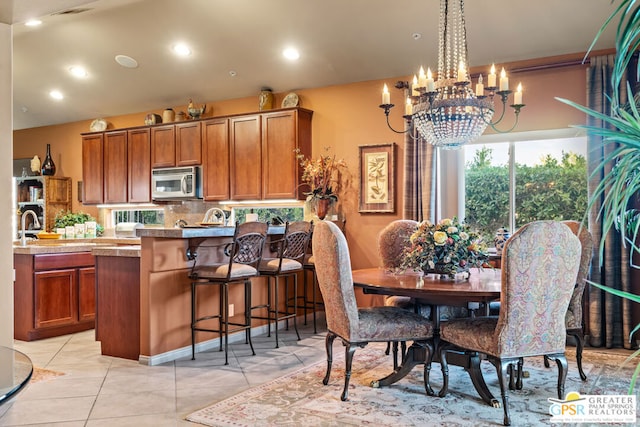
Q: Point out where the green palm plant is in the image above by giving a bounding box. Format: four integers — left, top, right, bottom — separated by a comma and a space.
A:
556, 0, 640, 393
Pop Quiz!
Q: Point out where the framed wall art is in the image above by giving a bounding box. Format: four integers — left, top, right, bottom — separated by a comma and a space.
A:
358, 143, 396, 213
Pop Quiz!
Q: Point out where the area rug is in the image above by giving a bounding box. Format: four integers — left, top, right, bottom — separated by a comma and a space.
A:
186, 344, 638, 427
30, 367, 65, 383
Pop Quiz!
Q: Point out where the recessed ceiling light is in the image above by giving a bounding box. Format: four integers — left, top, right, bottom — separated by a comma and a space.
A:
69, 66, 88, 78
49, 90, 64, 100
25, 19, 42, 27
229, 70, 237, 77
172, 43, 192, 57
282, 47, 300, 61
115, 54, 138, 68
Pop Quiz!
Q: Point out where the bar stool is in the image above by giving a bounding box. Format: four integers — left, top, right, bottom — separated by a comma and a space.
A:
187, 221, 268, 364
253, 221, 311, 347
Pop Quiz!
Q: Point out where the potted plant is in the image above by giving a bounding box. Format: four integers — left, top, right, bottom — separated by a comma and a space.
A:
295, 147, 346, 219
54, 210, 103, 236
557, 0, 640, 392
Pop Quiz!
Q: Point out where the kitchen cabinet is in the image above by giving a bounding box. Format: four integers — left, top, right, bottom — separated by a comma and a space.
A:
104, 130, 128, 203
82, 133, 104, 204
127, 128, 151, 203
14, 252, 96, 341
261, 109, 312, 199
151, 125, 175, 167
176, 121, 202, 166
230, 115, 262, 200
202, 118, 230, 200
16, 176, 72, 234
151, 122, 202, 168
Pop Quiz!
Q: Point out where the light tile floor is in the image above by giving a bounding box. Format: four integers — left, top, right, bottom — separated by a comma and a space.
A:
0, 318, 329, 426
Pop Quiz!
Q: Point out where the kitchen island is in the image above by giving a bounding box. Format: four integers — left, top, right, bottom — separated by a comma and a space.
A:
136, 225, 284, 365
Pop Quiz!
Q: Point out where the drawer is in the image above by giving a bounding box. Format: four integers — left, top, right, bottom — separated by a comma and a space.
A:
33, 252, 95, 271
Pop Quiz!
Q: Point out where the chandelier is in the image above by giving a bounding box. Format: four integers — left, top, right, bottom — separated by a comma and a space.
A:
380, 0, 525, 149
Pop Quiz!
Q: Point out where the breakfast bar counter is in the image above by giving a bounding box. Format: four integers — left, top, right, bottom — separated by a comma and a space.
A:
136, 225, 284, 365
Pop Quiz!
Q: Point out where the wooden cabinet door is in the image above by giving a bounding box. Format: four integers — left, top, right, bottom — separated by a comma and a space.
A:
230, 115, 262, 200
103, 130, 128, 204
128, 128, 151, 203
261, 110, 298, 199
176, 121, 202, 166
82, 134, 104, 204
202, 118, 230, 200
34, 269, 77, 329
78, 267, 96, 322
151, 125, 176, 167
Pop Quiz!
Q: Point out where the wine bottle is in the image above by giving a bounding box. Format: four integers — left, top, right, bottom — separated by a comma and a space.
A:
41, 143, 56, 176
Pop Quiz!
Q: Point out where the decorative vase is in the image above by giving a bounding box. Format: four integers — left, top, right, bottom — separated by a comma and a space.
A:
494, 227, 510, 252
315, 198, 331, 220
259, 88, 274, 111
41, 144, 56, 176
162, 108, 175, 123
423, 263, 470, 280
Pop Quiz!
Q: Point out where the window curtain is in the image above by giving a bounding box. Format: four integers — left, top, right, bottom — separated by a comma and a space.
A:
403, 122, 436, 222
586, 54, 634, 349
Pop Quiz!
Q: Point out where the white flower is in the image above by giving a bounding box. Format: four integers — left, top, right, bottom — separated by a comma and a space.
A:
447, 226, 458, 234
460, 231, 469, 240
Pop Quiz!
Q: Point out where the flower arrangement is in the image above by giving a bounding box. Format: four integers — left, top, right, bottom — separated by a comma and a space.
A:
295, 147, 346, 203
401, 217, 488, 278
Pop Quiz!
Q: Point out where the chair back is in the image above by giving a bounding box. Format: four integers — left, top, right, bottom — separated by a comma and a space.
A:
282, 221, 312, 264
312, 220, 359, 339
562, 220, 594, 330
496, 220, 581, 357
377, 220, 418, 269
227, 221, 268, 276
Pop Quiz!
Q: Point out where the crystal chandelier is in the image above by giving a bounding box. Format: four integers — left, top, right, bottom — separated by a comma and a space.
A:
380, 0, 525, 149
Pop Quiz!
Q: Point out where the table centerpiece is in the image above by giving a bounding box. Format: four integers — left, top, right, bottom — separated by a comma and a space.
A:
401, 217, 488, 279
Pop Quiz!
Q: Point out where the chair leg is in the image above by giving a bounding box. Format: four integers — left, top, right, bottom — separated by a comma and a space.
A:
546, 353, 569, 400
568, 329, 587, 380
244, 279, 255, 356
292, 274, 300, 341
222, 284, 230, 365
190, 281, 196, 360
266, 277, 272, 338
392, 342, 399, 370
495, 360, 513, 426
342, 342, 358, 401
323, 332, 337, 385
385, 341, 391, 355
274, 276, 280, 348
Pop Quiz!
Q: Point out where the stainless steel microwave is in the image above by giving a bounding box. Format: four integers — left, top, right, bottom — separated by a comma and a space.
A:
151, 166, 202, 200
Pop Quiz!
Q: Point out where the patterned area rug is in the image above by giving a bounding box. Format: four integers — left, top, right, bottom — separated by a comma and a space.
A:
186, 344, 637, 427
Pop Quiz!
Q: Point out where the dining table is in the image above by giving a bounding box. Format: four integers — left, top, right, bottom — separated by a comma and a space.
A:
352, 267, 502, 406
0, 346, 33, 405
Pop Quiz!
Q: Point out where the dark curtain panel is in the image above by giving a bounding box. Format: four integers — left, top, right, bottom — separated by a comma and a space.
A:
403, 122, 435, 222
586, 54, 634, 349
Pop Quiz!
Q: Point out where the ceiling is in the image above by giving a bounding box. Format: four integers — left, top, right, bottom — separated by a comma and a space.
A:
5, 0, 619, 130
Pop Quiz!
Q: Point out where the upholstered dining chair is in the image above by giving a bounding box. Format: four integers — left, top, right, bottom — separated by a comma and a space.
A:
436, 220, 582, 426
312, 220, 435, 401
187, 221, 268, 365
544, 220, 594, 380
254, 220, 311, 348
377, 219, 426, 367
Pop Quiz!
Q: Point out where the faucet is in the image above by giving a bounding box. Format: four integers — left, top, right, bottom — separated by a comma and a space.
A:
20, 210, 41, 246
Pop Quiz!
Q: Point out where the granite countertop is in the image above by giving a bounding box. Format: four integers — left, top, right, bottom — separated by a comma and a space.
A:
92, 245, 141, 258
136, 225, 286, 238
13, 237, 141, 255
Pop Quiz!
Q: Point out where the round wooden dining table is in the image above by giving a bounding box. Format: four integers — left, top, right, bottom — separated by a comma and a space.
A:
352, 267, 502, 406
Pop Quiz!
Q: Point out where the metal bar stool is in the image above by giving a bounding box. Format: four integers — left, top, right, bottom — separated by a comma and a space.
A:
187, 221, 268, 364
253, 221, 311, 347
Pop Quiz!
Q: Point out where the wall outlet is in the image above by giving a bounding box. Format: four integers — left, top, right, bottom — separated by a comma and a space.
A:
228, 304, 234, 317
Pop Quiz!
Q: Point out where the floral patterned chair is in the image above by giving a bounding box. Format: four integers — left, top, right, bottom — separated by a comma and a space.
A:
378, 220, 429, 366
436, 220, 582, 426
546, 220, 594, 380
312, 220, 435, 401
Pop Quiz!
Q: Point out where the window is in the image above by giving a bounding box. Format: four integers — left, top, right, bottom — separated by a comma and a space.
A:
229, 204, 305, 225
460, 130, 588, 245
112, 208, 164, 226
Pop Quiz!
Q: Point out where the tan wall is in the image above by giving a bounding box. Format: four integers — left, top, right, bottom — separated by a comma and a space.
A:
13, 57, 589, 270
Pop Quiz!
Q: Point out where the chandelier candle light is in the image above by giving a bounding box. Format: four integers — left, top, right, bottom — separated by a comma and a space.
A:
379, 0, 525, 149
